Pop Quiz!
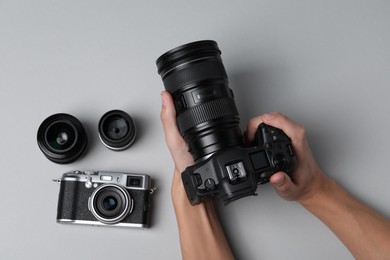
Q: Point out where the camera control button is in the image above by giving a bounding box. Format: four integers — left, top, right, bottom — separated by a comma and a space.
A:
287, 144, 294, 156
273, 154, 287, 168
259, 172, 273, 184
191, 173, 203, 187
175, 95, 187, 111
85, 176, 93, 189
204, 178, 216, 190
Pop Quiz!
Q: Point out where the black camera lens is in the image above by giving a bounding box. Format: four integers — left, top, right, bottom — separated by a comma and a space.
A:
37, 113, 88, 164
156, 40, 244, 162
90, 184, 132, 224
98, 110, 136, 151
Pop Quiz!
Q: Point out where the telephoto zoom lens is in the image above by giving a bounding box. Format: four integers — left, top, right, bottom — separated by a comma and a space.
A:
37, 113, 88, 164
156, 40, 244, 162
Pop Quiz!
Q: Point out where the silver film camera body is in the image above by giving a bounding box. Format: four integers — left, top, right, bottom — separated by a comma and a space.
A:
55, 171, 151, 228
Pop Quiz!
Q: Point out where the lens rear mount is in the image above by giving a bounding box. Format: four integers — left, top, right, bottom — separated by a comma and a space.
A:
37, 113, 88, 164
98, 110, 136, 151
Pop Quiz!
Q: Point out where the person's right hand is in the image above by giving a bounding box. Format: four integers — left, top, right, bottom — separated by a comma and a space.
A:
245, 112, 331, 203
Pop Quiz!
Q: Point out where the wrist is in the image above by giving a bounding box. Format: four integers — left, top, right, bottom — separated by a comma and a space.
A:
171, 168, 204, 210
298, 175, 335, 208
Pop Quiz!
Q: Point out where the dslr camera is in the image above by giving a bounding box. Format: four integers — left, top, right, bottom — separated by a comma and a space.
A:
55, 171, 151, 228
156, 40, 297, 205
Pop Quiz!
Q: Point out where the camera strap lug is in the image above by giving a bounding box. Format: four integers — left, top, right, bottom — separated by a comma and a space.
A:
149, 186, 157, 195
52, 179, 61, 184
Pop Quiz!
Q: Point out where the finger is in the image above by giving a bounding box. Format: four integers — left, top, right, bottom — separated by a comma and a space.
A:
245, 115, 264, 143
160, 91, 184, 150
245, 112, 298, 142
160, 91, 194, 170
260, 112, 306, 144
269, 172, 297, 200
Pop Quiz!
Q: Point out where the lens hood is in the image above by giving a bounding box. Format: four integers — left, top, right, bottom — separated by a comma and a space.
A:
156, 40, 220, 77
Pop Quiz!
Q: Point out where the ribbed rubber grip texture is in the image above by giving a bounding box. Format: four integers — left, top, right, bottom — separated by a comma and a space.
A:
177, 98, 239, 134
163, 59, 227, 93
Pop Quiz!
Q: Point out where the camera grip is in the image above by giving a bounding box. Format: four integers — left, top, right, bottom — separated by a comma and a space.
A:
182, 166, 202, 205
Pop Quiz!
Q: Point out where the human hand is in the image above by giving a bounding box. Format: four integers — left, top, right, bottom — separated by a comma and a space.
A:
160, 91, 235, 260
245, 112, 331, 203
161, 91, 329, 204
160, 91, 195, 203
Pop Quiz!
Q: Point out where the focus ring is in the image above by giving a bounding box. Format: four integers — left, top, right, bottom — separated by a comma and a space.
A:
163, 59, 227, 93
177, 98, 239, 134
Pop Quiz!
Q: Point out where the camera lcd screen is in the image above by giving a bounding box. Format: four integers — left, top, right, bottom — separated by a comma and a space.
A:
127, 176, 142, 187
249, 150, 270, 170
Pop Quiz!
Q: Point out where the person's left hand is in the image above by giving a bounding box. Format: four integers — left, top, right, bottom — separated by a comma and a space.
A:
160, 91, 195, 202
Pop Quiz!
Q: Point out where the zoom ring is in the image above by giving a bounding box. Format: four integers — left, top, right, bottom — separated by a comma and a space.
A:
177, 98, 239, 134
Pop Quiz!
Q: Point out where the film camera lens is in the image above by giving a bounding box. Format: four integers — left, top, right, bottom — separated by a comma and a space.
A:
37, 113, 88, 164
156, 40, 244, 161
98, 110, 136, 151
89, 184, 132, 225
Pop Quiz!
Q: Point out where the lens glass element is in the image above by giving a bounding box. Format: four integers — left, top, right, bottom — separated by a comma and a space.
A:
103, 116, 129, 140
103, 196, 118, 211
56, 132, 69, 145
46, 122, 76, 151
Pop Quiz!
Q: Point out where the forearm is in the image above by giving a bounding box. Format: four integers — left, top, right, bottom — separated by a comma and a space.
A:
172, 172, 234, 260
300, 177, 390, 259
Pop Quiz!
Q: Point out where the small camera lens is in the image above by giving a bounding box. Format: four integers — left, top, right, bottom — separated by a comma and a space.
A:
98, 110, 136, 151
37, 113, 88, 164
89, 184, 132, 225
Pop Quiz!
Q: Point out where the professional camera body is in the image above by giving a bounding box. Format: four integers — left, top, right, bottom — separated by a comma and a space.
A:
156, 40, 297, 205
55, 171, 151, 228
182, 123, 296, 205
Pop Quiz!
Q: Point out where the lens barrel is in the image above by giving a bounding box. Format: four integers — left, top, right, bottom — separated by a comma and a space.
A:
89, 184, 132, 225
156, 40, 244, 161
37, 113, 88, 164
98, 110, 136, 151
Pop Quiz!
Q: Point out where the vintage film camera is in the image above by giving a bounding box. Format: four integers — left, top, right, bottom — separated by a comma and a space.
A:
55, 171, 152, 228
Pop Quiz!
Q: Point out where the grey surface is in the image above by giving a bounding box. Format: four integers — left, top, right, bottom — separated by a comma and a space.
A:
1, 1, 389, 259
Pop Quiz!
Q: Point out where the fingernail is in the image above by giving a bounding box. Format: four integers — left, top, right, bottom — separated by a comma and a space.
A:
263, 113, 276, 121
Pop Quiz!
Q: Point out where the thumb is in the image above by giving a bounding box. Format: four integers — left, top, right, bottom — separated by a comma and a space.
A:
270, 172, 297, 200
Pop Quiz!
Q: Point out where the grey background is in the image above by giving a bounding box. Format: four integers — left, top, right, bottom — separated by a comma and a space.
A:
1, 1, 389, 259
